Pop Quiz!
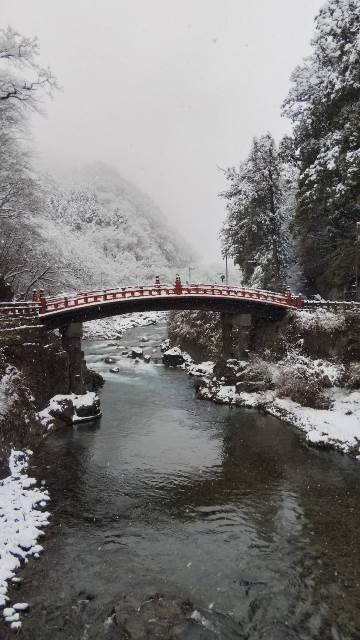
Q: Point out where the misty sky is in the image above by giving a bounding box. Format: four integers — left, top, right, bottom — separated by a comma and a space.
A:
2, 0, 324, 261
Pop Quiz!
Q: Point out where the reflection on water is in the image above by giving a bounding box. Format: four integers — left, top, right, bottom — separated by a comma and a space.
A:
4, 322, 360, 639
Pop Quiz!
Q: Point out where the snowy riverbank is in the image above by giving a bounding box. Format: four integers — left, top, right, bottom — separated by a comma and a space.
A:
83, 311, 166, 340
0, 450, 50, 630
179, 354, 360, 458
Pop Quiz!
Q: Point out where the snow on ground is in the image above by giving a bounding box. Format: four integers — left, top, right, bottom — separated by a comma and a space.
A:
83, 311, 165, 340
180, 353, 360, 457
0, 450, 50, 630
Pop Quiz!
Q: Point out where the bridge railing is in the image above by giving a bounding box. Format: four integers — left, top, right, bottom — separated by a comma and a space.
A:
303, 300, 360, 313
0, 302, 41, 317
0, 285, 305, 318
34, 285, 303, 314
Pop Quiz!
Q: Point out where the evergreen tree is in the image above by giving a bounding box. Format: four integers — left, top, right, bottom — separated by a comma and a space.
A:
283, 0, 360, 297
220, 133, 289, 291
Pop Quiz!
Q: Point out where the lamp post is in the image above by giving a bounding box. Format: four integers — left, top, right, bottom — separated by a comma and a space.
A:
356, 222, 360, 301
188, 266, 194, 284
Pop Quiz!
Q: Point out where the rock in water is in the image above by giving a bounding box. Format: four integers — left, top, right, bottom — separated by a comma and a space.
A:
109, 367, 120, 373
104, 357, 116, 364
130, 347, 144, 359
163, 347, 184, 367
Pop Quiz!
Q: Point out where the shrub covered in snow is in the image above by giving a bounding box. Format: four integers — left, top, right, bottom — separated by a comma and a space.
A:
293, 309, 345, 333
277, 351, 343, 409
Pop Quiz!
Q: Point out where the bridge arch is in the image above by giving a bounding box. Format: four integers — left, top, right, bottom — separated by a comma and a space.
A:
36, 284, 301, 329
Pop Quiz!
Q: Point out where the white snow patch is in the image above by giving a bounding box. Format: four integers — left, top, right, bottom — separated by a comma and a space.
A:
0, 450, 50, 622
163, 346, 182, 357
83, 312, 165, 340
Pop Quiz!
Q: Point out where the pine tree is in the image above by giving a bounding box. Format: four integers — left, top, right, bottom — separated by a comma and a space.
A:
283, 0, 360, 297
220, 133, 289, 291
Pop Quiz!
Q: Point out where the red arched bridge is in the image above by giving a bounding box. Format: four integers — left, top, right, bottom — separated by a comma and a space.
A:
0, 283, 303, 329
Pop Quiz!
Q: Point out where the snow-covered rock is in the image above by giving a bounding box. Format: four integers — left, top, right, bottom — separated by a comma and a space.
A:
130, 347, 143, 359
37, 392, 101, 428
163, 347, 185, 367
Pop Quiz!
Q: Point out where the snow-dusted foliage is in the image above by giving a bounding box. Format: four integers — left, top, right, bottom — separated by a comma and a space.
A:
283, 0, 360, 297
292, 308, 345, 332
34, 163, 194, 293
0, 27, 58, 298
220, 133, 291, 290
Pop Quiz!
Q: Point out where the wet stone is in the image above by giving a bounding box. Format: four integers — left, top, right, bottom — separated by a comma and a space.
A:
113, 594, 201, 639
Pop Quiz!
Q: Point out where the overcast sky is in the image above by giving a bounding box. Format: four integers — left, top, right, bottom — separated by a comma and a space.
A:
2, 0, 324, 261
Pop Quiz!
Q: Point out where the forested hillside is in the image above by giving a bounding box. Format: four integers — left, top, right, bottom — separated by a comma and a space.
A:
36, 163, 193, 292
220, 0, 360, 299
0, 28, 193, 298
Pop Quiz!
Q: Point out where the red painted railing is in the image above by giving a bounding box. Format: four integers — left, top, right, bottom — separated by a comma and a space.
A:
0, 285, 303, 318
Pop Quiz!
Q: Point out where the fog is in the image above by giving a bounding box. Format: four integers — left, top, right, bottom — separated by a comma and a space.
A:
2, 0, 323, 261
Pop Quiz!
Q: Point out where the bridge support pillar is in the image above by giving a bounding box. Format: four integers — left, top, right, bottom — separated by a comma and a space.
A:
60, 322, 85, 394
221, 313, 253, 360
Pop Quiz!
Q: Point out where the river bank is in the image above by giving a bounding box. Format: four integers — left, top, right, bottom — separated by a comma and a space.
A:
0, 312, 164, 630
1, 319, 360, 639
167, 309, 360, 459
175, 354, 360, 457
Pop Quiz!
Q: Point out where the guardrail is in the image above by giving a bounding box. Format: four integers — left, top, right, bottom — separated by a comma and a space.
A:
303, 300, 360, 312
0, 302, 40, 317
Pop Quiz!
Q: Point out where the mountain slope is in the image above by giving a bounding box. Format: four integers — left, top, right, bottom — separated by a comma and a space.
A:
35, 163, 194, 293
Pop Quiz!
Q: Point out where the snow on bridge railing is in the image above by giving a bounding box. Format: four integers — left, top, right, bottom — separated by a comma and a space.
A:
303, 299, 360, 312
0, 302, 40, 318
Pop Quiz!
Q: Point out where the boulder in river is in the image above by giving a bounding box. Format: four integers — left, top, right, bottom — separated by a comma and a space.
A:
163, 347, 185, 367
143, 354, 151, 363
104, 357, 116, 364
130, 347, 144, 359
109, 367, 120, 373
140, 335, 149, 343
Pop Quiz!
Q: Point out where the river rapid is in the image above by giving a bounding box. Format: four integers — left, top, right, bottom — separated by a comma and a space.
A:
3, 320, 360, 639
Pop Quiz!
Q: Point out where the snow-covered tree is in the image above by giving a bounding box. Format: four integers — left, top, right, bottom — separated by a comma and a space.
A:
0, 27, 57, 297
283, 0, 360, 297
220, 133, 290, 291
0, 26, 57, 107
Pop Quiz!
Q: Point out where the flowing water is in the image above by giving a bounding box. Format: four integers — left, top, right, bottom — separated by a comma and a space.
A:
3, 321, 360, 639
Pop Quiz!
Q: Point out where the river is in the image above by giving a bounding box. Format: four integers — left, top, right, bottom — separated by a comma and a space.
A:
3, 321, 360, 639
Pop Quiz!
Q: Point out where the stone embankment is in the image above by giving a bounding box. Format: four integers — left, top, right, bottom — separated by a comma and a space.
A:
0, 317, 102, 462
167, 308, 360, 456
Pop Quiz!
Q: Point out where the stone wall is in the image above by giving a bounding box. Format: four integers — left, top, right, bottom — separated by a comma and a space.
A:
0, 318, 99, 460
168, 308, 360, 364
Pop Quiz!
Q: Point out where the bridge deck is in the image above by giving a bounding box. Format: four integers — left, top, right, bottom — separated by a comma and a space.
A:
0, 284, 303, 327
